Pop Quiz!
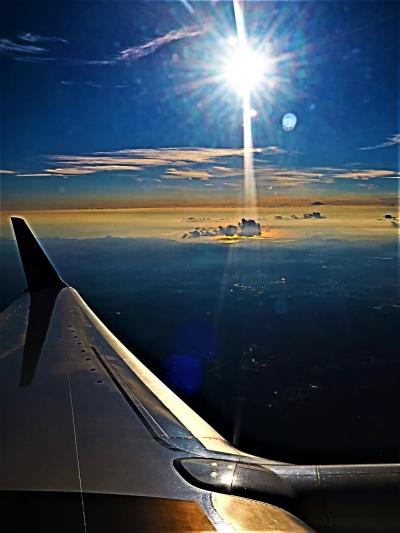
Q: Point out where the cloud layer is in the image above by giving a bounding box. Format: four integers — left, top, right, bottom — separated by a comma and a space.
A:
37, 147, 265, 177
10, 147, 398, 190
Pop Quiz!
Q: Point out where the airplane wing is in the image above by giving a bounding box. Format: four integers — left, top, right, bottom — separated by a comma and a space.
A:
0, 217, 313, 532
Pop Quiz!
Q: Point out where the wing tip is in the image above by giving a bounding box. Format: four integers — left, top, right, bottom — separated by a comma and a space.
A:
10, 216, 67, 292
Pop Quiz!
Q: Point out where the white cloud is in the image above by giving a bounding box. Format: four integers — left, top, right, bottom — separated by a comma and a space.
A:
164, 168, 212, 180
331, 169, 397, 180
18, 33, 68, 45
360, 134, 400, 151
1, 24, 204, 66
118, 25, 204, 62
0, 38, 46, 54
182, 219, 262, 239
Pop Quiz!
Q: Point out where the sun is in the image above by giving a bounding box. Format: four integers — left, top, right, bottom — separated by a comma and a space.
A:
222, 43, 268, 96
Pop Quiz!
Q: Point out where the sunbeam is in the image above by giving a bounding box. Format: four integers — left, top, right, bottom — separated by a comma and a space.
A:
232, 0, 258, 216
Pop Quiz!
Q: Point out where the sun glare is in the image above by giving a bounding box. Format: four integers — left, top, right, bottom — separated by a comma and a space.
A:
223, 45, 267, 96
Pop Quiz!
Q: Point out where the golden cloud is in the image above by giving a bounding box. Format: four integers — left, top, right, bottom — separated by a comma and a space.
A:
330, 169, 398, 180
164, 168, 212, 180
45, 165, 142, 175
7, 146, 397, 188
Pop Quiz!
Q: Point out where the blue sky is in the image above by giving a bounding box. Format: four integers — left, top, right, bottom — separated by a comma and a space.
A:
1, 1, 399, 209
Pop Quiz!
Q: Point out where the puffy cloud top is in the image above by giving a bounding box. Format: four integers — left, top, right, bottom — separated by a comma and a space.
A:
182, 219, 262, 239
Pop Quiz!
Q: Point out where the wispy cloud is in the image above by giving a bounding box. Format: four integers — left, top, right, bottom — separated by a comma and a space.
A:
18, 33, 68, 45
45, 165, 142, 176
258, 146, 286, 155
360, 133, 400, 151
179, 0, 195, 14
164, 168, 212, 180
223, 181, 241, 188
0, 38, 46, 54
7, 146, 275, 180
61, 80, 128, 89
65, 58, 116, 66
50, 154, 169, 166
10, 148, 398, 189
1, 24, 204, 67
330, 169, 398, 179
68, 24, 205, 66
213, 166, 235, 173
94, 147, 264, 165
16, 173, 52, 177
42, 147, 269, 177
118, 25, 204, 62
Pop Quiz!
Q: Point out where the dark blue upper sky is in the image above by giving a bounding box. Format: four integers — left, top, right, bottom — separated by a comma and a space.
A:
1, 1, 399, 208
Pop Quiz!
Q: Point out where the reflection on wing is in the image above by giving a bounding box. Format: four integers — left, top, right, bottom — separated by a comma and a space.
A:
211, 493, 312, 532
20, 287, 62, 386
2, 492, 216, 532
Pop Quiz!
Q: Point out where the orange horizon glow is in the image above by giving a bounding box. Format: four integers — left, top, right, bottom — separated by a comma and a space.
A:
1, 192, 397, 212
1, 204, 398, 244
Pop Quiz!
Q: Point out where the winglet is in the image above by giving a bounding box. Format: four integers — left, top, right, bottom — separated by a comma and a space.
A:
11, 217, 67, 293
